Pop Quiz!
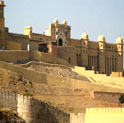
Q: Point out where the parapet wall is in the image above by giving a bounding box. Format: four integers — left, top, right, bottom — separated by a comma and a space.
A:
0, 89, 70, 123
0, 50, 71, 66
70, 113, 85, 123
72, 66, 124, 90
85, 108, 124, 123
18, 95, 70, 123
93, 91, 123, 103
86, 108, 124, 113
20, 61, 71, 70
31, 51, 71, 66
0, 61, 47, 84
0, 90, 17, 110
0, 50, 30, 63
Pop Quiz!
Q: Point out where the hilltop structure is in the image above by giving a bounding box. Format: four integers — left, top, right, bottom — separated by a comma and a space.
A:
0, 1, 123, 76
1, 1, 124, 123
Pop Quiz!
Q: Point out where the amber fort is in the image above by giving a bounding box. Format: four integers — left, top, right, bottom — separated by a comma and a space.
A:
0, 1, 124, 123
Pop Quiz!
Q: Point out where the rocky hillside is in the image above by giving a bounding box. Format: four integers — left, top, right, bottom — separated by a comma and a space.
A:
0, 108, 25, 123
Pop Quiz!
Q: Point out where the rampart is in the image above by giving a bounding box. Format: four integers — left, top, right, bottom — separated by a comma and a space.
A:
20, 61, 71, 70
72, 66, 124, 90
0, 89, 70, 123
0, 61, 91, 90
93, 91, 124, 103
0, 61, 47, 84
0, 90, 17, 110
0, 50, 70, 66
0, 50, 30, 63
84, 108, 124, 123
31, 51, 70, 66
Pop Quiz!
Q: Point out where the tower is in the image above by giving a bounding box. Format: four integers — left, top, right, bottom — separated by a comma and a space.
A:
97, 35, 106, 74
0, 1, 5, 48
45, 19, 71, 46
116, 37, 123, 72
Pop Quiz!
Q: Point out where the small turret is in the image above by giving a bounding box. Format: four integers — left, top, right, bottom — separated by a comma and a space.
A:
116, 37, 123, 44
24, 26, 32, 35
98, 34, 106, 43
62, 20, 67, 25
81, 32, 89, 47
116, 37, 123, 56
81, 32, 89, 40
98, 35, 106, 50
54, 19, 59, 24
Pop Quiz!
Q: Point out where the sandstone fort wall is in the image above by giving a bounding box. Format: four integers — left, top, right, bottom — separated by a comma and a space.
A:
0, 50, 70, 66
0, 61, 47, 84
93, 91, 123, 103
73, 66, 124, 90
0, 50, 30, 63
31, 51, 70, 66
6, 40, 22, 50
0, 90, 17, 110
0, 89, 70, 123
85, 108, 124, 123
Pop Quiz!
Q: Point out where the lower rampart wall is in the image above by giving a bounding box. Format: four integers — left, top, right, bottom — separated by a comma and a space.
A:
31, 51, 71, 66
0, 50, 30, 63
85, 108, 124, 123
93, 91, 123, 103
0, 89, 70, 123
0, 90, 17, 110
0, 50, 70, 66
72, 66, 124, 89
0, 61, 47, 84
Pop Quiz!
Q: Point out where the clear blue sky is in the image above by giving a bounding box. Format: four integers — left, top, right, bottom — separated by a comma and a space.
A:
4, 0, 124, 43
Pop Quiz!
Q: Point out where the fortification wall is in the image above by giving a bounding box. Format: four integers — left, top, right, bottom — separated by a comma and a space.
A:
18, 95, 70, 123
6, 40, 22, 50
57, 46, 77, 66
31, 51, 70, 66
0, 89, 70, 123
72, 66, 124, 90
0, 61, 47, 84
0, 61, 90, 90
111, 72, 123, 77
20, 61, 71, 70
70, 113, 85, 123
0, 90, 17, 110
93, 91, 123, 103
31, 51, 57, 63
85, 108, 124, 123
0, 50, 30, 63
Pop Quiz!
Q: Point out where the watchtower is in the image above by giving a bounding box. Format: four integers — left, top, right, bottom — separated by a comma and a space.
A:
0, 1, 5, 48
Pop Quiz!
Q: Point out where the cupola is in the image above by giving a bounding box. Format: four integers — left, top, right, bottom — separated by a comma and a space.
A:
116, 37, 123, 44
54, 19, 59, 24
81, 32, 89, 40
62, 20, 67, 25
98, 35, 106, 42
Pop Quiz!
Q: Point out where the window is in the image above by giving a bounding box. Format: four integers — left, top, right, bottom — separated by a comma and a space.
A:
58, 38, 63, 46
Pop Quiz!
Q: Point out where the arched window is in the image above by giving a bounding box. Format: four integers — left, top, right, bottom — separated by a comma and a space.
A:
58, 38, 63, 46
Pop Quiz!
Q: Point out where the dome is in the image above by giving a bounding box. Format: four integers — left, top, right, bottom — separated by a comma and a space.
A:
62, 20, 67, 25
81, 32, 89, 40
54, 19, 59, 24
116, 37, 123, 44
98, 35, 106, 42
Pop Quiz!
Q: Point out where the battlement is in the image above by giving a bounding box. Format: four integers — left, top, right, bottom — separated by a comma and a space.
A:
93, 91, 124, 103
0, 89, 70, 123
86, 108, 124, 113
